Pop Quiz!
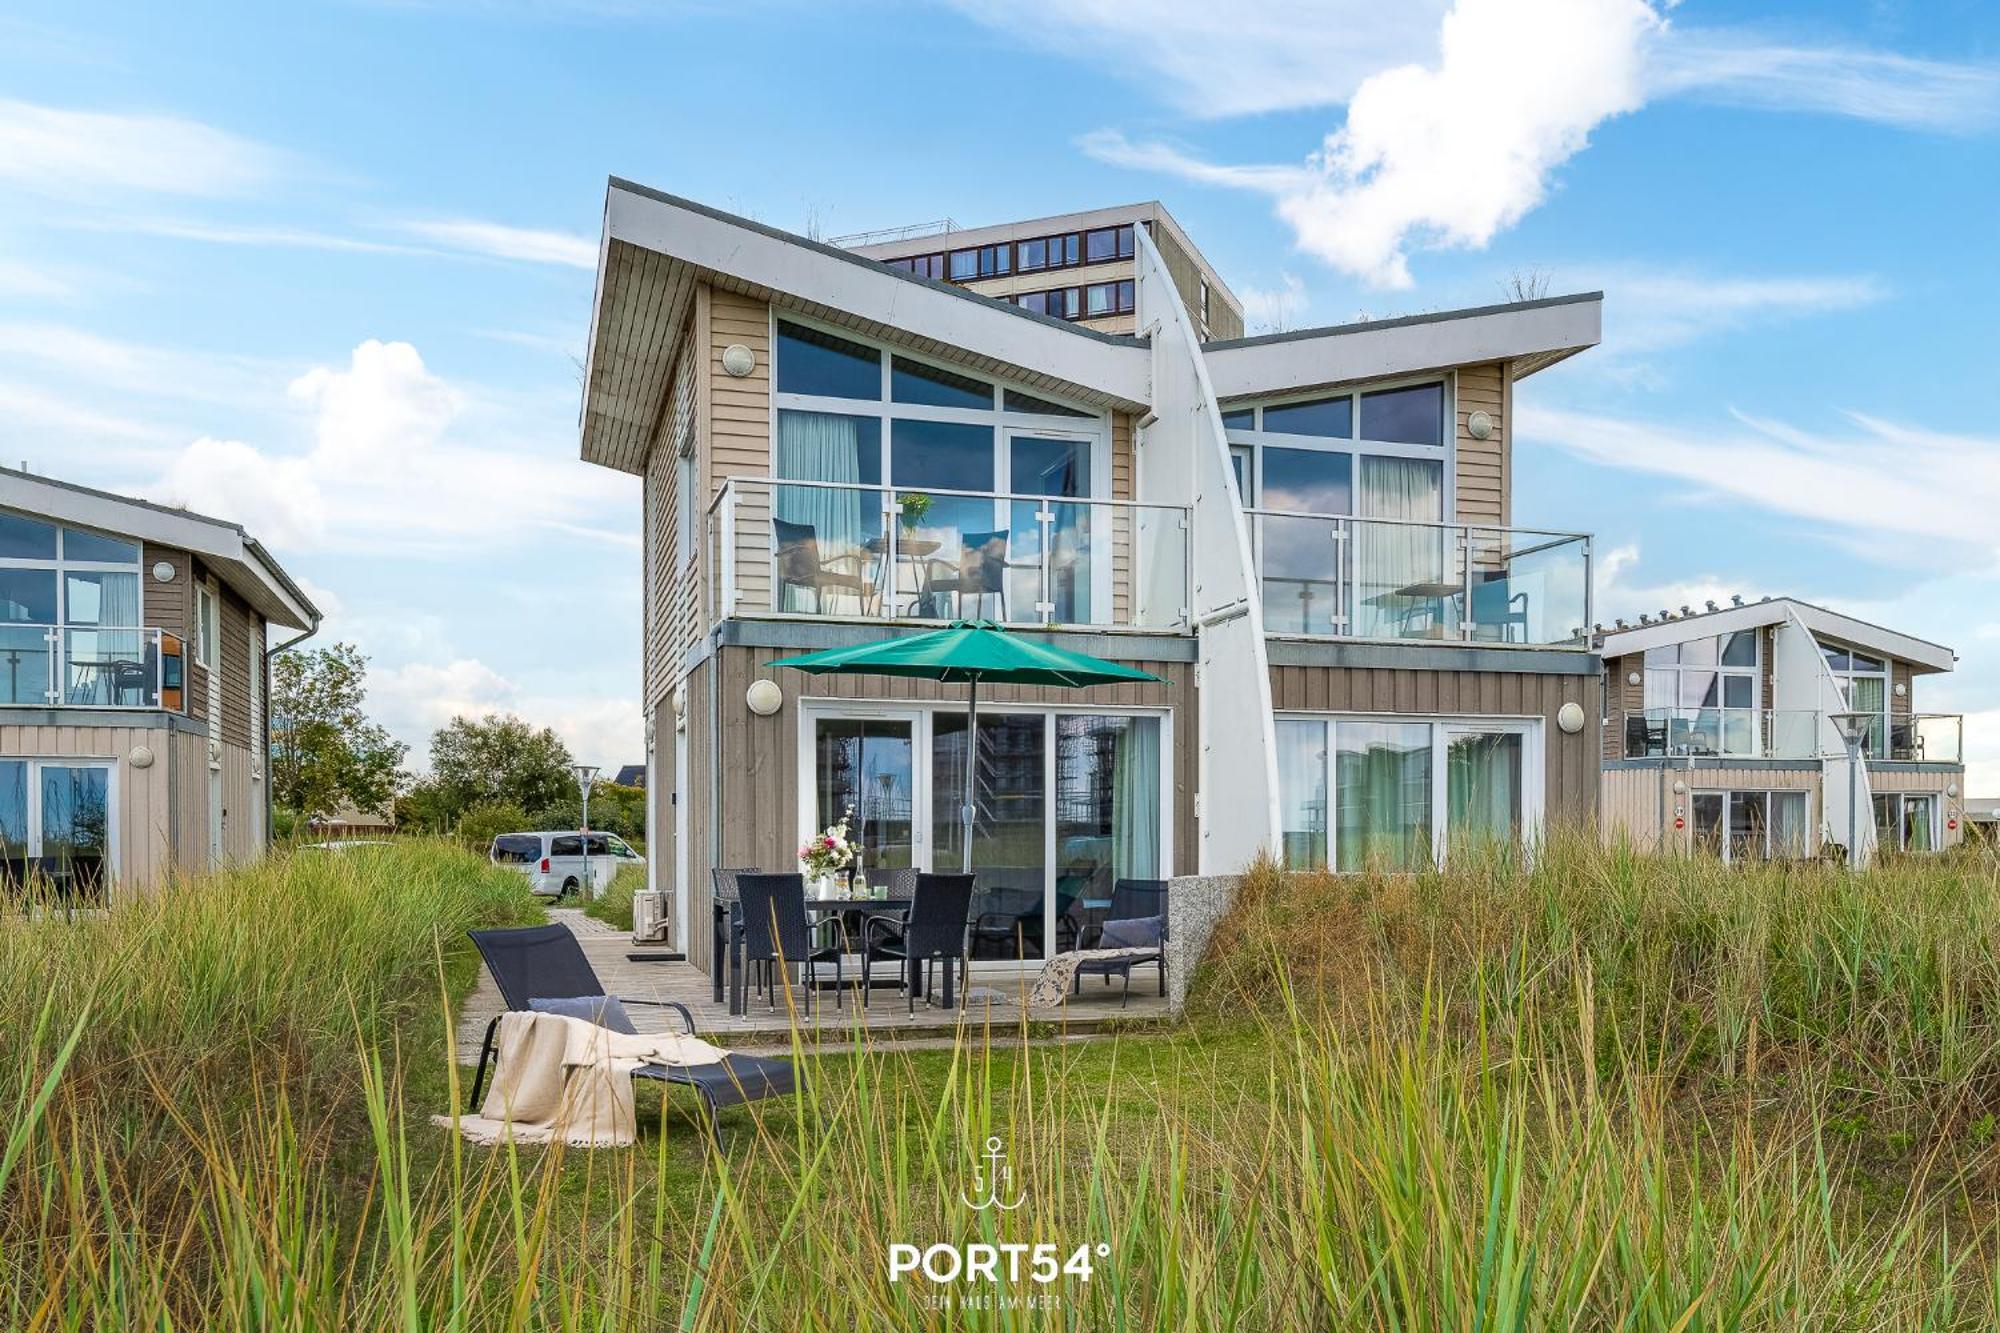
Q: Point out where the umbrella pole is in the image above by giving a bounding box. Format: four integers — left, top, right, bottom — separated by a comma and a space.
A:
961, 677, 978, 874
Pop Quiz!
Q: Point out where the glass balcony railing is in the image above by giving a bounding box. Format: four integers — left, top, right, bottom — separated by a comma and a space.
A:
1618, 709, 1964, 764
0, 625, 186, 710
1247, 510, 1591, 647
1619, 708, 1823, 759
711, 478, 1190, 631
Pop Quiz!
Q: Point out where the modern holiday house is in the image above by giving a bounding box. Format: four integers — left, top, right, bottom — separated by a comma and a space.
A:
580, 178, 1603, 968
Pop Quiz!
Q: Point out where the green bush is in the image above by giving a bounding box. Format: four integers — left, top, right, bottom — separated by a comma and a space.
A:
453, 799, 531, 853
583, 862, 646, 932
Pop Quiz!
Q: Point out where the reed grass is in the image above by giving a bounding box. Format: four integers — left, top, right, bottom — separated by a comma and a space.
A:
7, 837, 2000, 1328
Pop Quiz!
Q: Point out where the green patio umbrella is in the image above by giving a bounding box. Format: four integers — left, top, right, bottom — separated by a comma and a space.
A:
768, 621, 1162, 872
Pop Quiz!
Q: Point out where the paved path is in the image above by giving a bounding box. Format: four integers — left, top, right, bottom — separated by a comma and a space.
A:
454, 910, 1170, 1057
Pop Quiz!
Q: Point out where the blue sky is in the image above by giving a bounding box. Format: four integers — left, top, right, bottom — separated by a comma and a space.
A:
3, 0, 1998, 787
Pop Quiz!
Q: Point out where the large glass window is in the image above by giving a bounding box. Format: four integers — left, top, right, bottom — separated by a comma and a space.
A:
1054, 714, 1161, 944
815, 717, 914, 873
1278, 717, 1534, 871
1008, 435, 1094, 623
1642, 632, 1760, 755
1694, 789, 1810, 862
937, 712, 1049, 960
775, 320, 880, 399
1821, 641, 1888, 758
0, 759, 111, 900
1358, 383, 1445, 446
891, 356, 992, 410
1262, 395, 1352, 439
1873, 792, 1938, 853
0, 512, 147, 706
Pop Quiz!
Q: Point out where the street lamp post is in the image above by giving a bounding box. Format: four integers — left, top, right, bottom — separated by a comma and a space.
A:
572, 763, 601, 899
1828, 711, 1874, 871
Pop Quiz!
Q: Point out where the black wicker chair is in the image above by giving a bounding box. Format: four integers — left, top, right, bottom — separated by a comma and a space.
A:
861, 872, 975, 1011
464, 923, 796, 1147
737, 872, 843, 1015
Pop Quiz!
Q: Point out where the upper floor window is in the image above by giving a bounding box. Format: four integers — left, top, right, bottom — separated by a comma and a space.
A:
776, 321, 880, 400
1644, 632, 1759, 751
948, 244, 1010, 280
889, 224, 1135, 288
1223, 380, 1449, 517
195, 584, 218, 668
1820, 640, 1888, 755
0, 511, 142, 633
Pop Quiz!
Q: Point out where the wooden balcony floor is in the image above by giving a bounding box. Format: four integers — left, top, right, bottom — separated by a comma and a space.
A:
454, 910, 1171, 1056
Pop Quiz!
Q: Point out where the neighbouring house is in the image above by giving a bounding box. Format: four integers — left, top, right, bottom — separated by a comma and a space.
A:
307, 803, 396, 838
0, 467, 319, 899
612, 764, 645, 788
1595, 597, 1964, 864
579, 178, 1604, 968
841, 202, 1244, 341
1964, 799, 2000, 843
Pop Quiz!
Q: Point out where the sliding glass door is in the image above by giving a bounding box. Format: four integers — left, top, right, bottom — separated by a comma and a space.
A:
0, 758, 113, 900
1277, 716, 1540, 870
804, 704, 1167, 966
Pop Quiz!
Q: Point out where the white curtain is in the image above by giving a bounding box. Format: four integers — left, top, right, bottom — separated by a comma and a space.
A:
776, 412, 870, 556
1353, 458, 1444, 638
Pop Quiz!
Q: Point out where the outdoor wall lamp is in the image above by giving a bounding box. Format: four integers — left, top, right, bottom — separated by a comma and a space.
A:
1672, 780, 1687, 795
1466, 410, 1494, 440
1557, 702, 1586, 734
745, 678, 784, 716
721, 343, 756, 377
1626, 670, 1641, 686
1894, 682, 1908, 697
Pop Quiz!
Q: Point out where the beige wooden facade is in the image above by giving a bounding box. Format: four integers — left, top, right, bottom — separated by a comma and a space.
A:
1602, 763, 1964, 855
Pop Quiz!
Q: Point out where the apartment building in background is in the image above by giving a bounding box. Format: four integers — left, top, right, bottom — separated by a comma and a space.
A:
1596, 598, 1964, 865
0, 468, 319, 898
580, 178, 1603, 967
842, 202, 1244, 340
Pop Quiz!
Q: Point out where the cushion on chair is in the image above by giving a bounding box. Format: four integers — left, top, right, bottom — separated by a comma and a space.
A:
528, 994, 637, 1034
1100, 916, 1163, 949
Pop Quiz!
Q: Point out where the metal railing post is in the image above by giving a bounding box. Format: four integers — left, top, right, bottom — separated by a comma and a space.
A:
719, 480, 738, 619
1035, 503, 1056, 624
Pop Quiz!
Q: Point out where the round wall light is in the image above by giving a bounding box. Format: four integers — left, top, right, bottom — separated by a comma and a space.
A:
151, 561, 176, 583
745, 678, 784, 716
1894, 681, 1908, 697
1466, 410, 1494, 441
130, 745, 155, 770
1947, 781, 1959, 798
1672, 780, 1687, 795
1557, 701, 1586, 734
1626, 670, 1642, 687
720, 343, 756, 378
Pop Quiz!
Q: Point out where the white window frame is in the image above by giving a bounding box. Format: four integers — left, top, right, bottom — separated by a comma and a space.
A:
1819, 639, 1889, 758
0, 756, 120, 884
1642, 631, 1762, 756
0, 512, 147, 705
1691, 788, 1811, 862
795, 696, 1174, 973
1223, 370, 1457, 519
1274, 711, 1545, 871
1873, 790, 1940, 853
194, 583, 218, 668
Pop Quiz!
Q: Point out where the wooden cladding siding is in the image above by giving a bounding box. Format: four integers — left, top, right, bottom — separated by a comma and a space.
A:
1602, 765, 1820, 854
643, 313, 701, 712
1602, 652, 1642, 761
217, 585, 255, 750
710, 288, 777, 618
142, 544, 191, 642
1453, 362, 1508, 528
1266, 663, 1600, 829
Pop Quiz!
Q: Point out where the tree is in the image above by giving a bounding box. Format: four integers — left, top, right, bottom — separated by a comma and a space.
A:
270, 642, 407, 819
456, 800, 532, 853
428, 714, 575, 817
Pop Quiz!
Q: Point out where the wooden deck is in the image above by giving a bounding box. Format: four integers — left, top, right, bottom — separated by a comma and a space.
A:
454, 910, 1172, 1056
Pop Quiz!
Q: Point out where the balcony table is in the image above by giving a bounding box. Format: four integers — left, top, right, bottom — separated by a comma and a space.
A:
861, 535, 942, 617
712, 894, 918, 1015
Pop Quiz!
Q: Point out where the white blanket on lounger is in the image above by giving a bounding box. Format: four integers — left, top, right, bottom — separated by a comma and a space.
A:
434, 1011, 726, 1147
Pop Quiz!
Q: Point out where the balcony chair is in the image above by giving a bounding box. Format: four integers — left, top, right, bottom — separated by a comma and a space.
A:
465, 923, 797, 1148
1470, 576, 1531, 644
860, 872, 976, 1012
967, 885, 1045, 960
774, 518, 872, 615
735, 872, 843, 1015
1889, 718, 1921, 762
1072, 878, 1168, 1007
928, 529, 1010, 621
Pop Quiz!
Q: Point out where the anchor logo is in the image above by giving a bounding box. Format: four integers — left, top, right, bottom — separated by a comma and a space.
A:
959, 1135, 1026, 1212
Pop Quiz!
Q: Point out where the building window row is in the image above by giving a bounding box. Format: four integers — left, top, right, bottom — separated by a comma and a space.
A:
882, 223, 1139, 287
1013, 279, 1135, 321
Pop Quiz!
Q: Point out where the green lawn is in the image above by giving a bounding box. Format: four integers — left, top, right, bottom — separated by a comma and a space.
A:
9, 837, 2000, 1327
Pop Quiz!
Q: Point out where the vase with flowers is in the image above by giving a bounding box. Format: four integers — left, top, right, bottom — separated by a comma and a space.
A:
798, 812, 856, 899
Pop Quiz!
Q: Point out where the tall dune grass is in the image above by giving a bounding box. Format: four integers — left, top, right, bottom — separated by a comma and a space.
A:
7, 838, 2000, 1327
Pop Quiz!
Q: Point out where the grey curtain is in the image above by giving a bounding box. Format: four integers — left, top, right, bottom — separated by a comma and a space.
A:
1352, 458, 1445, 638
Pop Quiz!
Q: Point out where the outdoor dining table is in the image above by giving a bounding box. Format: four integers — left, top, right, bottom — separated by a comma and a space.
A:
712, 895, 919, 1016
861, 535, 943, 617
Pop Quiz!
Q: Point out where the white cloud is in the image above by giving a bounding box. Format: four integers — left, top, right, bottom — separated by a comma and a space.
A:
88, 217, 435, 257
395, 219, 597, 269
1653, 33, 2000, 133
0, 98, 283, 198
1084, 0, 1663, 288
1042, 1, 2000, 287
1593, 543, 1758, 624
948, 0, 1446, 119
1522, 404, 2000, 560
370, 656, 639, 772
138, 338, 631, 556
1604, 271, 1887, 353
1238, 271, 1307, 333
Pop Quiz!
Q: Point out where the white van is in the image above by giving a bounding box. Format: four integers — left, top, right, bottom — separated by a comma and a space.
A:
489, 831, 644, 899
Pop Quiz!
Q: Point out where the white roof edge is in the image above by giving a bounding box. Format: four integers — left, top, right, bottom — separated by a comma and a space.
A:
1200, 293, 1602, 400
1595, 597, 1955, 673
602, 182, 1151, 407
0, 468, 318, 631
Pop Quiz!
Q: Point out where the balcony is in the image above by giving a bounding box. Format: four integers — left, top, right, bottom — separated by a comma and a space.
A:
0, 626, 187, 711
711, 478, 1191, 632
1246, 511, 1591, 648
1618, 709, 1963, 764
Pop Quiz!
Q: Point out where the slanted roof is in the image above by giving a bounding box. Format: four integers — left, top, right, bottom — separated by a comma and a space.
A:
0, 466, 319, 631
1593, 596, 1955, 674
581, 179, 1153, 475
1202, 292, 1602, 401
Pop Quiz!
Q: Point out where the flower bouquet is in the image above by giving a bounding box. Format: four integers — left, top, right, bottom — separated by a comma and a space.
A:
798, 814, 856, 898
